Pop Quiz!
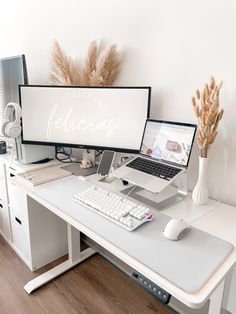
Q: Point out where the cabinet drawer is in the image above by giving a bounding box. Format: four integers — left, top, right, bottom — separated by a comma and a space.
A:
0, 200, 11, 241
7, 178, 27, 214
10, 205, 30, 262
0, 162, 8, 203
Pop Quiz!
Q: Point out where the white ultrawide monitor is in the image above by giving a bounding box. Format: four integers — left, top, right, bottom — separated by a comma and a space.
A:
20, 85, 151, 153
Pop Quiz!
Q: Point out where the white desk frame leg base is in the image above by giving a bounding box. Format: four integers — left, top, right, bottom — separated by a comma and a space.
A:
24, 224, 96, 294
208, 268, 233, 314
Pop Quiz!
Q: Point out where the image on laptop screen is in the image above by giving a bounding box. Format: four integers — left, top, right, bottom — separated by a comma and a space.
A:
140, 120, 196, 167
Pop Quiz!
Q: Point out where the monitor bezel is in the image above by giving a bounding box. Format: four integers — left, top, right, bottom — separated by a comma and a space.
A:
19, 85, 151, 154
20, 54, 28, 85
139, 118, 197, 168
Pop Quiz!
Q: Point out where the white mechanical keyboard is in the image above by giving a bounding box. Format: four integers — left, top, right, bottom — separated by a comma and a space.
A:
73, 185, 153, 231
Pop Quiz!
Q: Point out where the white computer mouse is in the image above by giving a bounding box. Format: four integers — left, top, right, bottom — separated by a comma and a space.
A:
163, 218, 190, 241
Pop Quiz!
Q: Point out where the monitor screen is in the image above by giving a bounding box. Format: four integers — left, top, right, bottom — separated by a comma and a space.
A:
20, 85, 151, 153
140, 119, 197, 167
0, 55, 28, 134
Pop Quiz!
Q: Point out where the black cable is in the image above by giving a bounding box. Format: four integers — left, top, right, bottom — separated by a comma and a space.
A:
95, 150, 103, 158
56, 153, 73, 163
55, 146, 82, 164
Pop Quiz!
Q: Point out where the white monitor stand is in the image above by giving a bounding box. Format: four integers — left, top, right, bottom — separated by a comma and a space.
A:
61, 149, 98, 176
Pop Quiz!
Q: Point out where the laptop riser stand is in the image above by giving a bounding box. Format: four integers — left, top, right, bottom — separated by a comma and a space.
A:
120, 172, 187, 210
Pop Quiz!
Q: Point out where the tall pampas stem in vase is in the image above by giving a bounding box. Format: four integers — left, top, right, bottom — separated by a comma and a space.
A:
192, 76, 224, 205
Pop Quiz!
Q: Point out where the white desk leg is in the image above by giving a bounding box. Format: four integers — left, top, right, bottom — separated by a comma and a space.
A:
221, 268, 233, 313
67, 224, 81, 263
208, 269, 233, 314
24, 223, 96, 294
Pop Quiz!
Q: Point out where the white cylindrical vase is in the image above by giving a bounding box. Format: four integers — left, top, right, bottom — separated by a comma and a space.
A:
192, 156, 209, 205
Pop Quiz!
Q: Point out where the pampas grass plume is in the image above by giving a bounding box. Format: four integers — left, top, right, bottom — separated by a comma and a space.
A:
192, 76, 224, 158
50, 40, 121, 87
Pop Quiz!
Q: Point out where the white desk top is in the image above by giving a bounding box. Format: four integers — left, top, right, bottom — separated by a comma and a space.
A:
23, 174, 236, 309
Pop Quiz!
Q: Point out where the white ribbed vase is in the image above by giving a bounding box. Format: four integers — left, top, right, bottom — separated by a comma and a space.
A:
192, 156, 209, 205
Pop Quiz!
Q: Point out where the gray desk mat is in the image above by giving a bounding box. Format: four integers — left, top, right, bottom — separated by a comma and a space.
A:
32, 176, 233, 293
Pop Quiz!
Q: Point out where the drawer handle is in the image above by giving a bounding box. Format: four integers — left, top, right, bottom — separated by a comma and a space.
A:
15, 217, 22, 225
0, 203, 2, 208
10, 173, 15, 177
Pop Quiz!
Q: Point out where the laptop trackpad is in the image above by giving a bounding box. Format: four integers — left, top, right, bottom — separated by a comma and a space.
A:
124, 171, 152, 186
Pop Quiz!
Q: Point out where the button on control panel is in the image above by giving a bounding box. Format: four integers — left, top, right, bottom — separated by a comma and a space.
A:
131, 271, 171, 304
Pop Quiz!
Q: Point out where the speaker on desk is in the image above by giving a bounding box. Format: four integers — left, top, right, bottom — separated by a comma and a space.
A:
0, 140, 7, 154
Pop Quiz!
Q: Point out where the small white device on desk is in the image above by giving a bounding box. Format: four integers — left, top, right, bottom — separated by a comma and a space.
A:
163, 218, 190, 241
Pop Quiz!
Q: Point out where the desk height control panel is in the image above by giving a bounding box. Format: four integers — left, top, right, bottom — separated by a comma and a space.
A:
131, 271, 171, 305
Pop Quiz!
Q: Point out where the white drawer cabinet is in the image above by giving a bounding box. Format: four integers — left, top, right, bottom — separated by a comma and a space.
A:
0, 156, 68, 271
5, 164, 68, 271
6, 170, 31, 265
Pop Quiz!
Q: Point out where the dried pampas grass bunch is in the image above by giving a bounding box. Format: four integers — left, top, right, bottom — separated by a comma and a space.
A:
192, 76, 224, 158
50, 40, 121, 86
50, 40, 80, 85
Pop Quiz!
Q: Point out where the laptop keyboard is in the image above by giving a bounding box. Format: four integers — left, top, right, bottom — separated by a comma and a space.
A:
127, 157, 181, 181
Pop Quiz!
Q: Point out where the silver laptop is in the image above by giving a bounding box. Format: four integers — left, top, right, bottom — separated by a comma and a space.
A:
112, 119, 197, 194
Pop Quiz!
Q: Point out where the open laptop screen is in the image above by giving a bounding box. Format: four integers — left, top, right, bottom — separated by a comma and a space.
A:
140, 119, 197, 167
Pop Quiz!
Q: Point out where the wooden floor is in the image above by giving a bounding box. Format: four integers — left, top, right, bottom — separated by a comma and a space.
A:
0, 236, 175, 314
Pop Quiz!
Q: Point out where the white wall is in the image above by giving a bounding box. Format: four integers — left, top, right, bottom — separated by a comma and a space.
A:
1, 0, 236, 206
1, 1, 236, 312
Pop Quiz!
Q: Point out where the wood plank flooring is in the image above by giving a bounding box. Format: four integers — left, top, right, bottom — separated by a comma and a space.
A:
0, 236, 175, 314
